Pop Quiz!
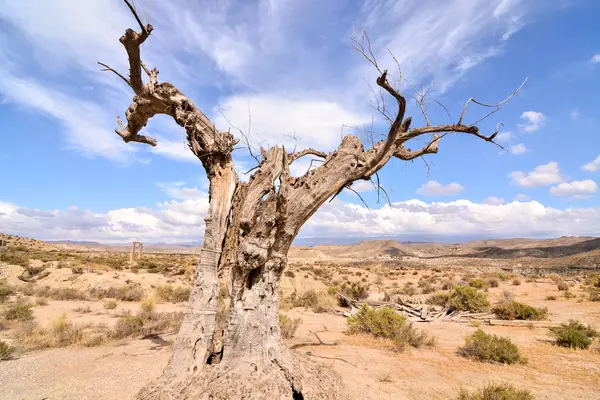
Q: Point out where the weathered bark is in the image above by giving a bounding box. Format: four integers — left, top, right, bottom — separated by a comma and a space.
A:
103, 3, 512, 399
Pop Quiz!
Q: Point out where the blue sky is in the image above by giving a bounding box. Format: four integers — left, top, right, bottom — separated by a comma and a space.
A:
0, 0, 599, 243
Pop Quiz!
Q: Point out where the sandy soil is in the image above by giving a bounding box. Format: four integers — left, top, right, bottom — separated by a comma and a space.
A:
1, 237, 599, 399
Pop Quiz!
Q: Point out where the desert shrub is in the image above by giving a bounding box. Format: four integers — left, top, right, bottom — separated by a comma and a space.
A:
0, 251, 30, 267
549, 320, 599, 349
401, 283, 417, 296
487, 278, 499, 288
585, 273, 600, 288
73, 305, 92, 314
113, 316, 144, 338
545, 295, 557, 301
47, 287, 88, 301
18, 315, 85, 349
448, 286, 490, 312
0, 280, 15, 303
458, 329, 524, 364
588, 289, 600, 302
279, 314, 301, 339
563, 290, 575, 299
333, 281, 369, 303
492, 301, 547, 321
116, 284, 145, 302
136, 311, 184, 336
469, 278, 489, 290
512, 277, 522, 286
457, 382, 534, 400
3, 299, 34, 322
103, 299, 118, 310
426, 292, 450, 307
0, 339, 16, 361
557, 280, 569, 291
140, 296, 156, 312
420, 282, 435, 294
35, 297, 48, 306
291, 290, 336, 313
284, 270, 295, 278
347, 305, 434, 351
441, 280, 455, 290
154, 284, 190, 303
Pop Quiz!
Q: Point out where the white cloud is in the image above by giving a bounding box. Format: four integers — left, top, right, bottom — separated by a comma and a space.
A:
591, 54, 600, 63
213, 94, 369, 150
358, 0, 529, 92
150, 137, 200, 164
514, 193, 531, 201
550, 180, 598, 198
570, 108, 580, 119
352, 181, 376, 193
4, 196, 600, 243
483, 196, 505, 205
0, 71, 134, 162
300, 198, 600, 239
581, 155, 600, 173
509, 161, 563, 187
510, 143, 527, 155
417, 181, 465, 196
496, 131, 513, 143
519, 111, 546, 132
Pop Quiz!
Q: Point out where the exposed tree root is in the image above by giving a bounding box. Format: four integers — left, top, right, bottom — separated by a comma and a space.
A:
137, 352, 351, 400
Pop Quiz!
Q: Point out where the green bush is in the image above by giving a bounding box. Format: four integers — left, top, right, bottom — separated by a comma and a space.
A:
458, 329, 524, 364
279, 314, 302, 339
154, 284, 190, 303
549, 320, 599, 349
492, 301, 547, 321
0, 339, 16, 361
0, 251, 30, 267
338, 281, 369, 301
347, 305, 434, 351
445, 286, 490, 312
457, 382, 534, 400
469, 278, 489, 290
3, 299, 34, 322
426, 292, 450, 307
545, 295, 557, 301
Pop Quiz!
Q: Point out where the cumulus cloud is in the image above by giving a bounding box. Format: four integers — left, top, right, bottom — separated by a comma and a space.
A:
591, 54, 600, 63
417, 181, 465, 196
550, 180, 598, 198
483, 196, 506, 205
519, 111, 546, 132
3, 195, 600, 243
509, 161, 563, 187
300, 199, 600, 239
351, 181, 376, 193
509, 143, 527, 155
581, 155, 600, 173
514, 193, 531, 201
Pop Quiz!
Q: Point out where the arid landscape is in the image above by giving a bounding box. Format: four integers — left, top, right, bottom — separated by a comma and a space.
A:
1, 233, 599, 399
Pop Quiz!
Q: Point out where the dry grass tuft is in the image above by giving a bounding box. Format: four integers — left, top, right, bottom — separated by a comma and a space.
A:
457, 382, 534, 400
279, 314, 302, 339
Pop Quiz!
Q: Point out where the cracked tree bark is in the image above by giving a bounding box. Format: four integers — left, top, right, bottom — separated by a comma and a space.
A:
101, 3, 515, 399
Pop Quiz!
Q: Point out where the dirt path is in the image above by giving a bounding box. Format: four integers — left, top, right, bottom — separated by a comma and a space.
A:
0, 337, 171, 400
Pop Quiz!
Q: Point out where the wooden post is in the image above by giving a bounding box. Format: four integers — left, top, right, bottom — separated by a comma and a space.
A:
138, 242, 143, 259
130, 241, 136, 266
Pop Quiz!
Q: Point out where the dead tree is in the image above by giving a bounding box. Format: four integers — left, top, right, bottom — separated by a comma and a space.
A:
100, 3, 522, 398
